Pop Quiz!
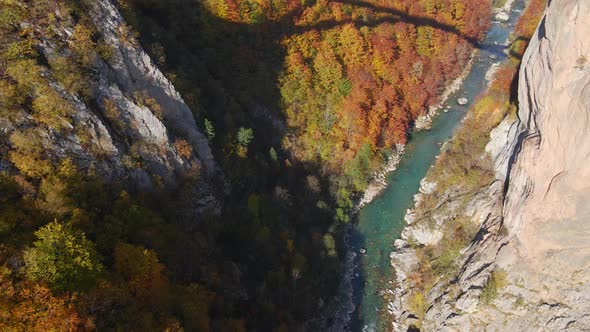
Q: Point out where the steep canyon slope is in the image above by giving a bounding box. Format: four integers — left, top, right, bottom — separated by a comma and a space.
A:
391, 0, 590, 330
497, 0, 590, 328
1, 0, 219, 205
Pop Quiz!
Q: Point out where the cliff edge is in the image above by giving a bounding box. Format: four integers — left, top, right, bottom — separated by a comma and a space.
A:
496, 0, 590, 328
391, 0, 590, 330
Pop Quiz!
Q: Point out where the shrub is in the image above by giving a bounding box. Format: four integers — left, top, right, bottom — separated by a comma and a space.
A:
480, 269, 507, 304
174, 139, 193, 159
3, 40, 38, 60
0, 175, 24, 235
133, 91, 164, 119
113, 242, 167, 300
31, 85, 73, 128
49, 56, 91, 97
513, 296, 525, 308
96, 41, 115, 62
6, 59, 43, 90
409, 291, 427, 322
103, 97, 125, 130
69, 23, 97, 67
117, 23, 139, 47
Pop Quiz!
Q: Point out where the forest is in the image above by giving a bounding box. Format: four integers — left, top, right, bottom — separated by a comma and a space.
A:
119, 0, 491, 219
0, 0, 491, 330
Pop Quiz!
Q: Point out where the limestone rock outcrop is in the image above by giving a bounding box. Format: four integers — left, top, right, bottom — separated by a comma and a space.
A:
391, 0, 590, 330
91, 0, 216, 175
1, 0, 220, 213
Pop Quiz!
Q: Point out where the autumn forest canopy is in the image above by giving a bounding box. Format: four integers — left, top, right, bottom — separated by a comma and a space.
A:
0, 0, 492, 330
120, 0, 491, 216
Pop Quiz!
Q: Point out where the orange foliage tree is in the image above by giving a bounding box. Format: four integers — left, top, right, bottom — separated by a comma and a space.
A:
0, 268, 92, 331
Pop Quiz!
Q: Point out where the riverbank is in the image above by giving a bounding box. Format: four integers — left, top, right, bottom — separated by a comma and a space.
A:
356, 145, 405, 210
414, 50, 478, 132
356, 48, 479, 211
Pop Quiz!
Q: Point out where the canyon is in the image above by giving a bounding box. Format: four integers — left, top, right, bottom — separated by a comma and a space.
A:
0, 0, 588, 330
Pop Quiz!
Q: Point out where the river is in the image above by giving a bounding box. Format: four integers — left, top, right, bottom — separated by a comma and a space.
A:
348, 2, 525, 331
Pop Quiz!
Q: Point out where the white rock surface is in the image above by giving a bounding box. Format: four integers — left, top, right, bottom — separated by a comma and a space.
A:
419, 179, 437, 195
495, 11, 510, 22
357, 145, 405, 209
495, 1, 590, 329
457, 97, 469, 105
92, 0, 217, 174
401, 224, 443, 246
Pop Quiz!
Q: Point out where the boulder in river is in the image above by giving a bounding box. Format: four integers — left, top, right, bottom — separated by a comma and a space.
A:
457, 97, 469, 105
495, 11, 510, 22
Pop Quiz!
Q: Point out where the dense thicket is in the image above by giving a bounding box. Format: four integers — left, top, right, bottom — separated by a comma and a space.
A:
0, 0, 491, 330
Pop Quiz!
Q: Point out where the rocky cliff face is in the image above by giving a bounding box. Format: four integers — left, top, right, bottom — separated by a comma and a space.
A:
1, 0, 220, 212
391, 0, 590, 330
90, 0, 217, 176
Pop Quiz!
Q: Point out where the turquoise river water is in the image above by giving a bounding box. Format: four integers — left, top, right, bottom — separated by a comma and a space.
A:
348, 3, 525, 331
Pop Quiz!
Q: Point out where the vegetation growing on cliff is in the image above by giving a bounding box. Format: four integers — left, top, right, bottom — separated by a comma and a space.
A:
480, 269, 507, 304
403, 0, 546, 323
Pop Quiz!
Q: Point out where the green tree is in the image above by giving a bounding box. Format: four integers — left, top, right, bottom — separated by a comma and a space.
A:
269, 147, 278, 162
322, 233, 337, 257
24, 220, 103, 291
344, 142, 374, 191
237, 127, 254, 147
204, 118, 215, 140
